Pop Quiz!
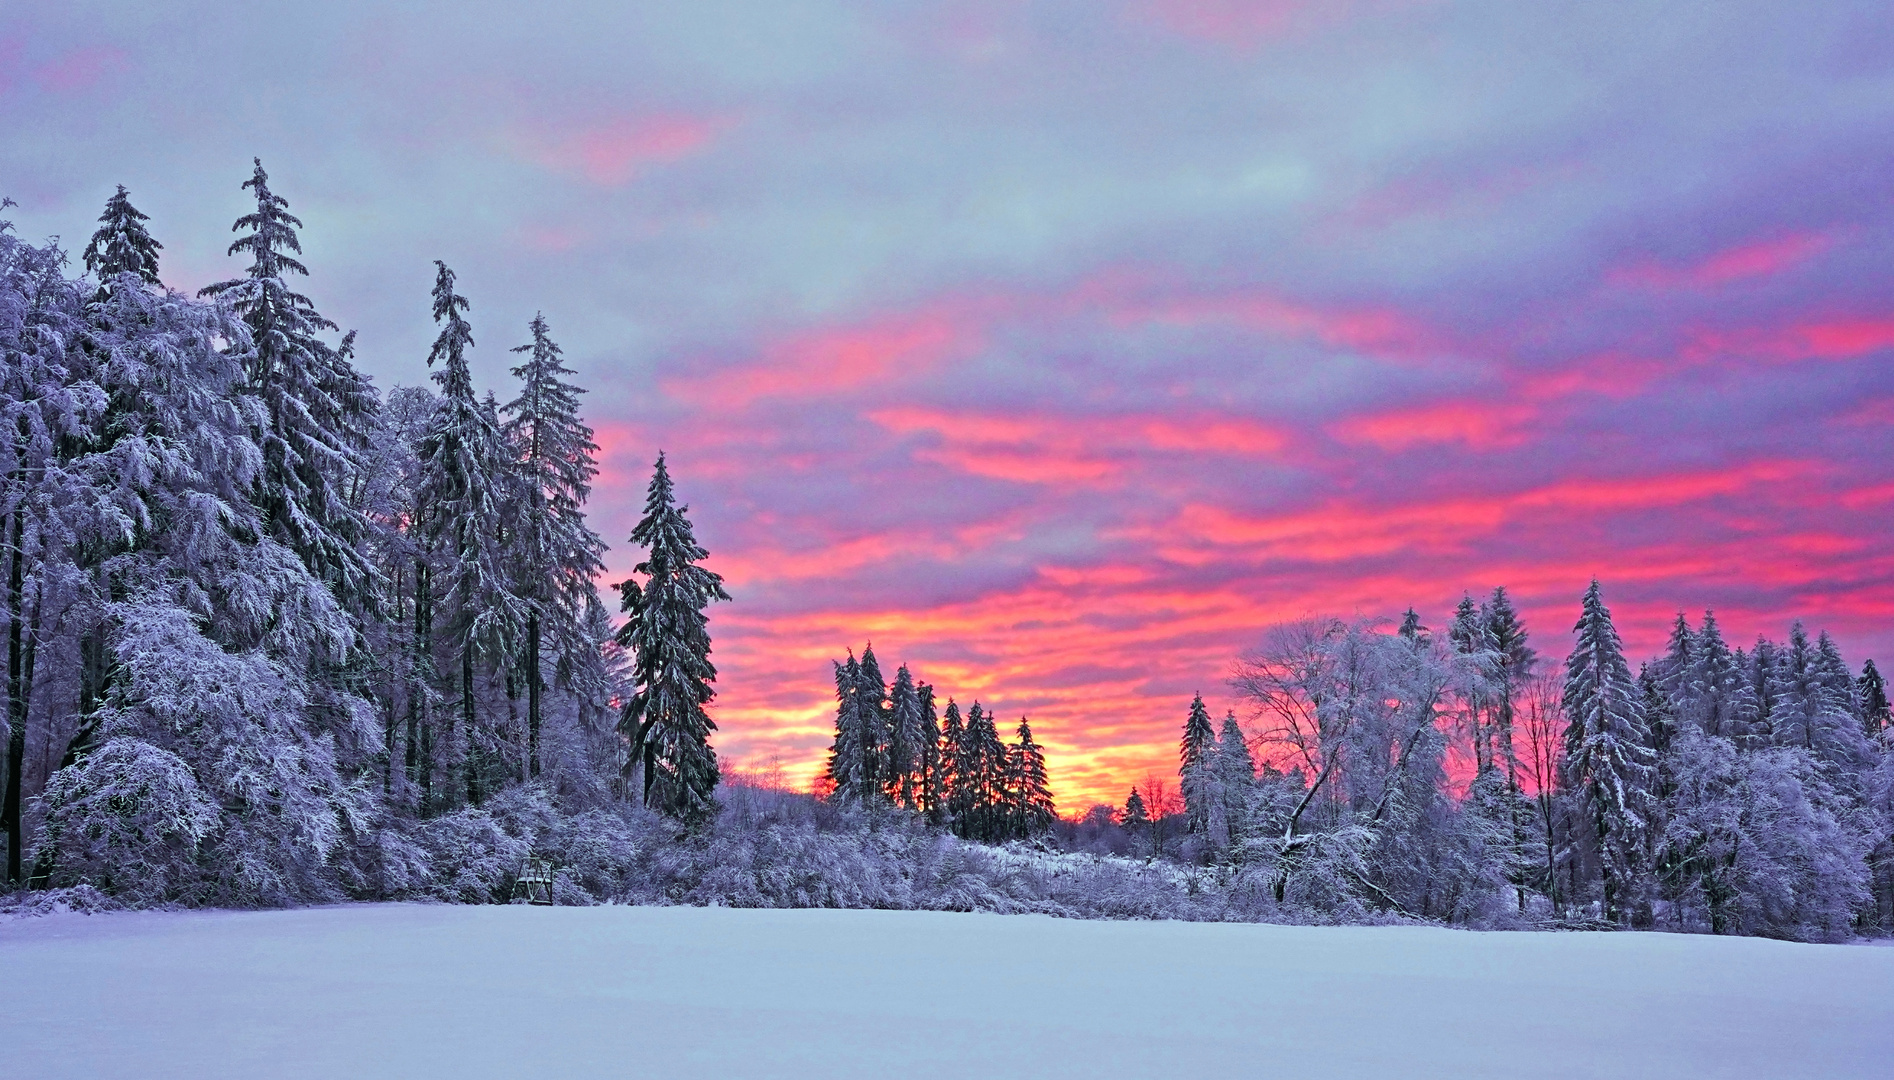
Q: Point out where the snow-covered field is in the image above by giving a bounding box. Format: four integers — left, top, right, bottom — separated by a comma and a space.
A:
3, 905, 1888, 1079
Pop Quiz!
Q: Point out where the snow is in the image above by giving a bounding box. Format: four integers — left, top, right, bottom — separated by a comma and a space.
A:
2, 905, 1888, 1079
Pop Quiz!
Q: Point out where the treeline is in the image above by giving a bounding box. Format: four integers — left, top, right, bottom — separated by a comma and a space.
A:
824, 644, 1055, 842
1116, 584, 1893, 939
0, 166, 725, 905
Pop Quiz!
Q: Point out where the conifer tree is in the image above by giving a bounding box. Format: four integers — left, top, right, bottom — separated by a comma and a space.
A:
1689, 612, 1741, 738
1860, 660, 1890, 739
200, 160, 379, 616
1178, 693, 1217, 835
1484, 587, 1536, 778
501, 313, 605, 778
886, 663, 926, 808
82, 185, 162, 292
1398, 607, 1426, 641
1010, 718, 1055, 836
940, 698, 967, 823
857, 643, 891, 791
615, 453, 729, 819
1122, 787, 1149, 830
416, 263, 523, 807
1559, 579, 1656, 923
917, 682, 944, 821
1215, 711, 1255, 843
825, 651, 874, 803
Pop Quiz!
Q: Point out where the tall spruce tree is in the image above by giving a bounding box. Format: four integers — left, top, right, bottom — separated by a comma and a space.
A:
416, 263, 523, 808
1689, 612, 1741, 738
1560, 579, 1656, 923
825, 650, 875, 803
501, 313, 605, 778
1010, 718, 1055, 836
82, 185, 162, 293
917, 681, 944, 821
199, 160, 379, 616
940, 698, 967, 823
1860, 659, 1890, 739
1216, 711, 1255, 844
1484, 586, 1536, 778
887, 663, 926, 808
615, 453, 729, 819
1178, 693, 1217, 835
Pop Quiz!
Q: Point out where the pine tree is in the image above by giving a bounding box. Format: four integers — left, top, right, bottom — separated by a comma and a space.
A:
825, 651, 873, 803
1122, 787, 1149, 830
857, 643, 891, 795
1689, 612, 1741, 738
886, 663, 926, 808
199, 160, 379, 616
415, 262, 523, 808
1398, 607, 1426, 641
1215, 711, 1255, 844
1484, 586, 1536, 778
1860, 660, 1890, 739
1178, 693, 1217, 835
615, 453, 730, 819
1010, 718, 1055, 836
940, 698, 967, 824
917, 682, 943, 822
1559, 579, 1656, 923
82, 185, 162, 293
501, 313, 605, 779
1658, 612, 1696, 707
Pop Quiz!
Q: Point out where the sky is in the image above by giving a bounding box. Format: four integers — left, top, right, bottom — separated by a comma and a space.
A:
5, 1, 1892, 810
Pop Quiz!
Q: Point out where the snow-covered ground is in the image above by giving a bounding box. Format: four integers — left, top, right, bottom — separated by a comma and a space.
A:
3, 905, 1888, 1079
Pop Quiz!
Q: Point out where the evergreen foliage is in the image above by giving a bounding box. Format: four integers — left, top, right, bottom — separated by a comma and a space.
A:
615, 454, 729, 821
82, 186, 162, 291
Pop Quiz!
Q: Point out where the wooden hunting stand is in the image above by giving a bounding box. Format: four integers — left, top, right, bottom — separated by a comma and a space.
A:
514, 856, 555, 905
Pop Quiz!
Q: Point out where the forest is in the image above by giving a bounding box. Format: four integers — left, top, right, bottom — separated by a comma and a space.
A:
3, 169, 1891, 942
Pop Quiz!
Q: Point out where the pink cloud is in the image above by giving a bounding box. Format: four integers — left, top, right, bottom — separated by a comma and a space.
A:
517, 113, 733, 187
31, 46, 126, 94
1333, 399, 1539, 450
1688, 316, 1894, 363
1130, 0, 1421, 47
1612, 230, 1836, 290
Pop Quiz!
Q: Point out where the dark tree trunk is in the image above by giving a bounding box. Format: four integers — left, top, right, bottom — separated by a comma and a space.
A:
4, 506, 27, 884
411, 560, 431, 814
463, 647, 478, 808
527, 610, 541, 779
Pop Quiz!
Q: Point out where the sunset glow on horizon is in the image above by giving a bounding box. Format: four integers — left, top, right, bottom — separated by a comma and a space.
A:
7, 0, 1891, 811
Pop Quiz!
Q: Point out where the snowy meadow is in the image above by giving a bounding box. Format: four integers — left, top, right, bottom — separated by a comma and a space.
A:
4, 904, 1889, 1080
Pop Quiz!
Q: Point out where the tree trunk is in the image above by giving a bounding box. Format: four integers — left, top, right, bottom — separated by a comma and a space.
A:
4, 506, 27, 884
411, 560, 431, 814
463, 647, 478, 808
527, 610, 541, 779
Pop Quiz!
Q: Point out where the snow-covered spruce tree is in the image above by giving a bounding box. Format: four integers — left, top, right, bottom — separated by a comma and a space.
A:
857, 643, 891, 793
952, 703, 1007, 841
1122, 787, 1149, 832
198, 160, 379, 618
1687, 612, 1742, 738
886, 663, 926, 808
825, 651, 875, 804
1483, 586, 1536, 777
1559, 579, 1656, 923
501, 313, 605, 779
1861, 659, 1890, 740
415, 262, 525, 809
939, 698, 967, 824
1215, 711, 1256, 846
1657, 613, 1695, 715
1010, 717, 1055, 837
614, 452, 729, 820
917, 681, 943, 822
1178, 693, 1217, 837
82, 186, 162, 295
